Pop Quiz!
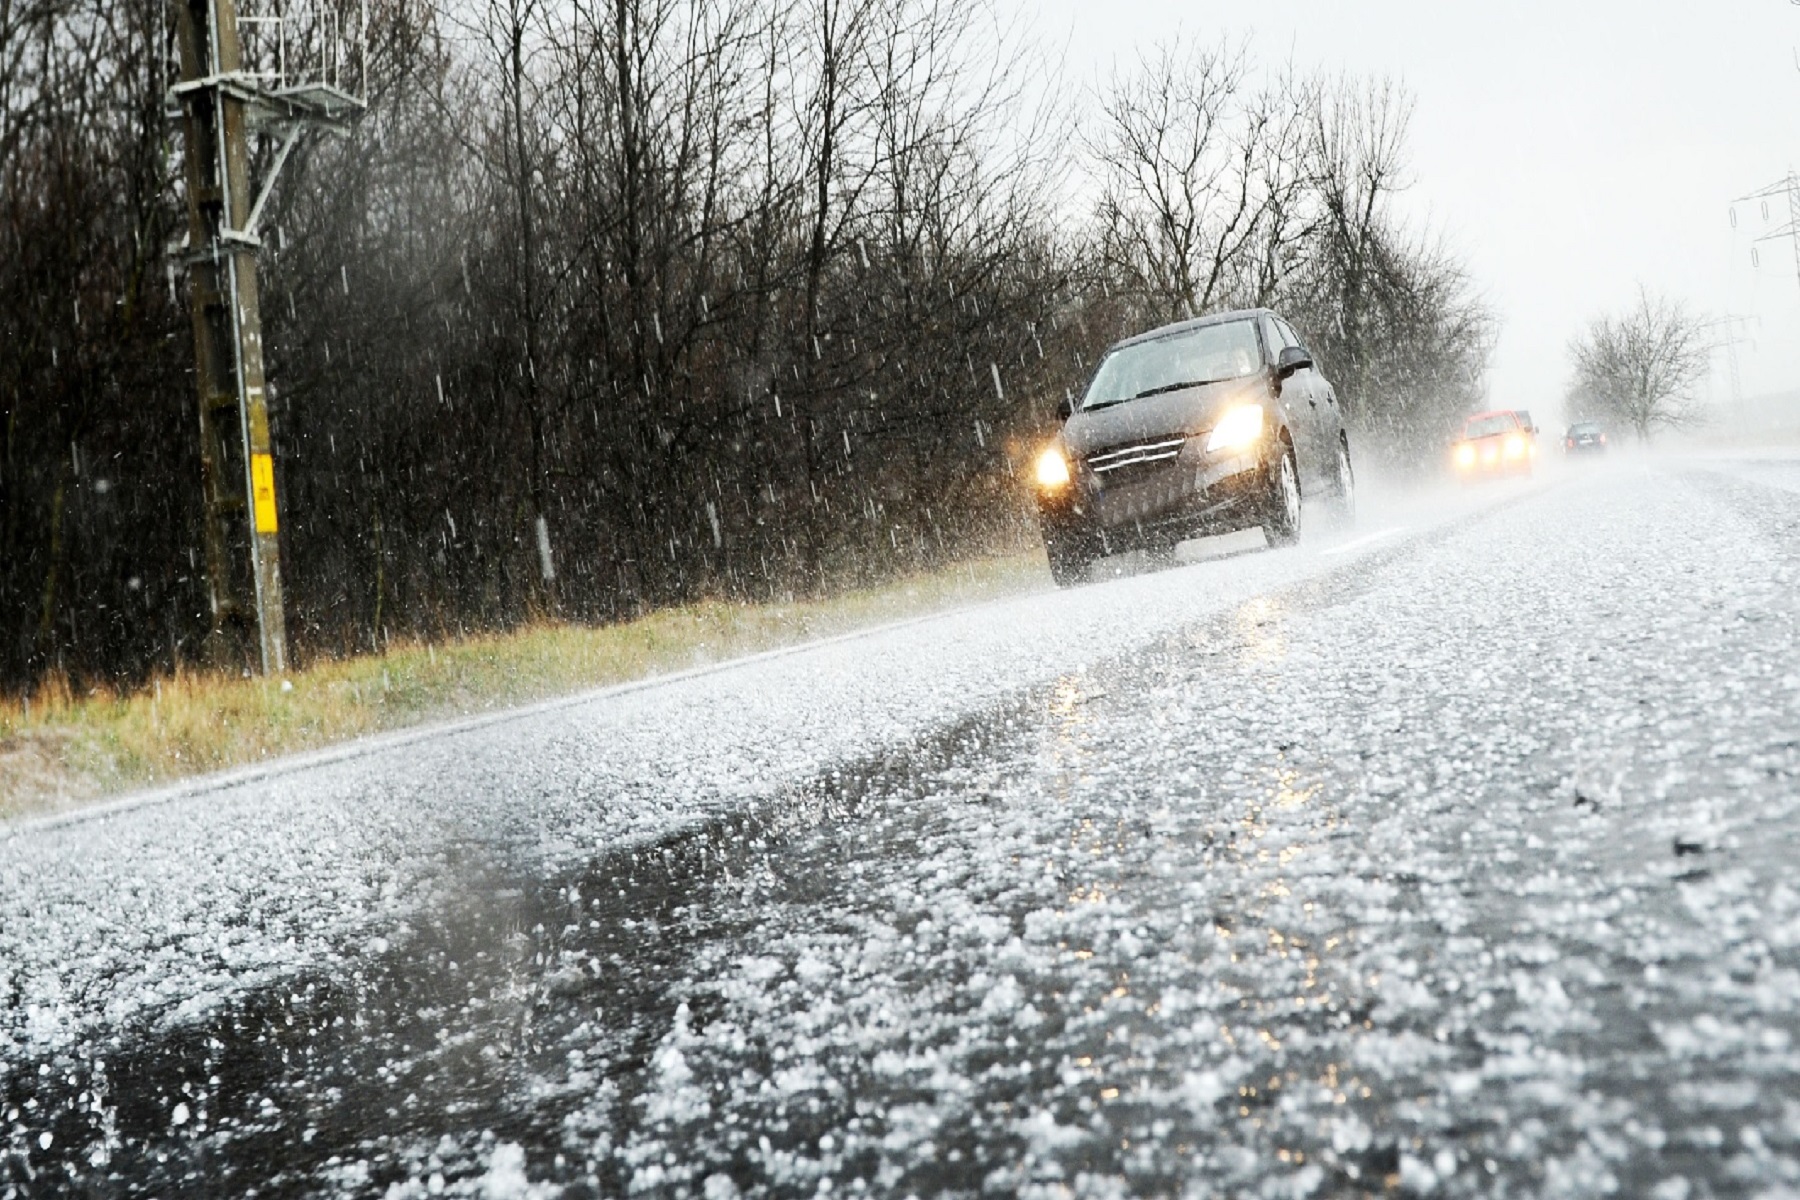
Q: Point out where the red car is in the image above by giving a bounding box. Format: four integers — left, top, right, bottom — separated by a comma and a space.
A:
1452, 409, 1536, 479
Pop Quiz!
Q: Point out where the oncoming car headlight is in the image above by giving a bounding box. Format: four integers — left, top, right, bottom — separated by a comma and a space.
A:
1034, 445, 1072, 490
1205, 403, 1265, 454
1454, 442, 1477, 469
1503, 434, 1526, 459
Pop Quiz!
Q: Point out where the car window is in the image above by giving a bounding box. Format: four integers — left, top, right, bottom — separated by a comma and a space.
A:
1274, 317, 1304, 351
1082, 320, 1265, 409
1260, 316, 1290, 361
1463, 413, 1519, 439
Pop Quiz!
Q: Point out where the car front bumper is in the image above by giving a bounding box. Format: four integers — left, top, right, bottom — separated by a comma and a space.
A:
1455, 441, 1535, 477
1034, 447, 1272, 556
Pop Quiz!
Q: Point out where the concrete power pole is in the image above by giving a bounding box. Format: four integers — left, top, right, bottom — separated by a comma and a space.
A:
169, 0, 363, 674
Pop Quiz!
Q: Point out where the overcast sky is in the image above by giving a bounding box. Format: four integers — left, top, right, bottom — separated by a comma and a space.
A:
1028, 0, 1800, 420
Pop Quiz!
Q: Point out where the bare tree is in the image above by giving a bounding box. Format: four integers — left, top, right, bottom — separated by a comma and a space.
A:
1304, 76, 1413, 412
457, 0, 561, 604
1087, 38, 1314, 323
1219, 72, 1497, 466
1568, 289, 1709, 440
0, 0, 190, 680
1081, 52, 1490, 467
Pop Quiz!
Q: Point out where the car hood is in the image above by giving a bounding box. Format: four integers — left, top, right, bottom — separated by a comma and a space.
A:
1062, 380, 1264, 459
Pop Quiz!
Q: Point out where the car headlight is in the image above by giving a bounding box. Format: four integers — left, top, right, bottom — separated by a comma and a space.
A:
1454, 442, 1476, 469
1205, 403, 1265, 454
1503, 434, 1525, 459
1034, 445, 1072, 489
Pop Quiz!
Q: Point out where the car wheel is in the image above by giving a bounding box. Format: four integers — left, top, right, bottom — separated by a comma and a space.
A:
1046, 537, 1093, 588
1327, 435, 1357, 529
1263, 442, 1302, 547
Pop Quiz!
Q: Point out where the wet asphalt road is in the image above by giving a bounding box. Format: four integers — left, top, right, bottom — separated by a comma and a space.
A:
5, 456, 1800, 1198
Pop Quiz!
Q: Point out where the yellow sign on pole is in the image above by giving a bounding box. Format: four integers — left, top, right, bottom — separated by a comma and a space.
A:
251, 452, 279, 533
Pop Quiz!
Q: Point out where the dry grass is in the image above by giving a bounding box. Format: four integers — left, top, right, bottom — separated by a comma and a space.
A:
0, 550, 1047, 821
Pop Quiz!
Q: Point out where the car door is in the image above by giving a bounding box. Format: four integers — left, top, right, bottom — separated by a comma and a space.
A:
1279, 316, 1343, 469
1257, 316, 1306, 477
1262, 316, 1326, 488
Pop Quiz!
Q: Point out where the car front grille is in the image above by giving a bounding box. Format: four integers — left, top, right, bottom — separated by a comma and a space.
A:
1086, 437, 1188, 476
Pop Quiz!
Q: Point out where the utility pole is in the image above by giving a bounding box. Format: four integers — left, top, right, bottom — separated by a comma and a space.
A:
169, 0, 363, 674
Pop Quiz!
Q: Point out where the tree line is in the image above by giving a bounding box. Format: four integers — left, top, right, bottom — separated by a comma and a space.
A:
0, 0, 1492, 692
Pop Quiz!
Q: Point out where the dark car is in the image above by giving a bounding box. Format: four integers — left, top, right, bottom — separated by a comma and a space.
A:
1564, 420, 1608, 455
1029, 308, 1355, 586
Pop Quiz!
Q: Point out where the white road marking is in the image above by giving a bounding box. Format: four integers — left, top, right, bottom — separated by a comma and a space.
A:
1321, 526, 1406, 556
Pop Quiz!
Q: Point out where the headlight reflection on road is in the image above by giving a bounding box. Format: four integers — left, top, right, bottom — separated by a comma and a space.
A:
1046, 673, 1102, 805
1234, 597, 1289, 667
1068, 882, 1108, 906
1209, 752, 1353, 1078
1045, 673, 1132, 937
1272, 766, 1320, 811
1047, 674, 1097, 725
1043, 641, 1366, 1173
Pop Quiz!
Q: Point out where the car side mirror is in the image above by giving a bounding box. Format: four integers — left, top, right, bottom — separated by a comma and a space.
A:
1056, 395, 1073, 420
1276, 345, 1312, 378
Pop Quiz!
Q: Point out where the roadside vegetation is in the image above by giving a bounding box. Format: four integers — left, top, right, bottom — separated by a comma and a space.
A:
1565, 288, 1711, 439
0, 550, 1044, 820
1, 0, 1490, 703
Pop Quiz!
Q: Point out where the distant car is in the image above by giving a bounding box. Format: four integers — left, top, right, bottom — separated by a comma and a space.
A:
1029, 308, 1355, 586
1564, 421, 1608, 455
1452, 409, 1536, 480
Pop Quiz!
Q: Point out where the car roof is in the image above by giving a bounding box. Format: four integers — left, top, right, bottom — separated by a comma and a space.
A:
1464, 409, 1519, 423
1107, 308, 1275, 353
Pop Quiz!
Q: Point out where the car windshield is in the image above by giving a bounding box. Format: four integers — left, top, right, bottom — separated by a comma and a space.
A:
1463, 413, 1518, 439
1082, 320, 1263, 410
1569, 422, 1602, 435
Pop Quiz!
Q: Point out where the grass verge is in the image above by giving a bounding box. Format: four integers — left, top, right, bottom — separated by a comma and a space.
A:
0, 550, 1047, 822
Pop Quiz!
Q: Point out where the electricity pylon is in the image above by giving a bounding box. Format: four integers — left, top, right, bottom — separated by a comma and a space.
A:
170, 0, 363, 674
1731, 172, 1800, 300
1701, 314, 1757, 415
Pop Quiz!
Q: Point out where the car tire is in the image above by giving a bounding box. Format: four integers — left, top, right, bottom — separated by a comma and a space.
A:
1263, 442, 1302, 548
1046, 538, 1093, 588
1326, 435, 1356, 529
